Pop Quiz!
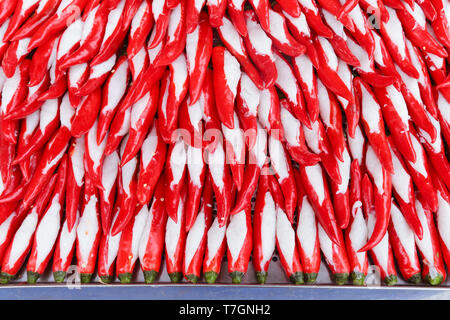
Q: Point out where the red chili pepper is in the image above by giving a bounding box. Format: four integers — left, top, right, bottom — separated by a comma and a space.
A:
66, 63, 88, 107
302, 118, 342, 184
66, 136, 85, 233
186, 14, 213, 104
136, 123, 166, 205
0, 173, 57, 283
235, 74, 259, 150
346, 5, 375, 59
317, 0, 355, 31
403, 132, 438, 212
293, 169, 321, 284
0, 0, 16, 26
129, 46, 149, 82
149, 0, 170, 49
212, 46, 241, 129
216, 17, 264, 91
0, 19, 10, 61
434, 171, 450, 273
257, 86, 284, 139
297, 0, 333, 37
51, 211, 79, 283
222, 112, 245, 191
26, 155, 67, 283
29, 0, 87, 51
388, 139, 423, 239
361, 174, 397, 285
0, 165, 23, 222
103, 103, 131, 156
3, 0, 39, 42
138, 180, 168, 283
227, 0, 247, 36
183, 175, 213, 283
252, 174, 276, 284
13, 111, 39, 177
430, 0, 450, 47
370, 29, 398, 78
388, 201, 421, 284
2, 38, 33, 79
26, 37, 57, 89
99, 150, 119, 235
414, 197, 446, 285
1, 61, 29, 120
436, 92, 450, 148
186, 0, 205, 33
75, 54, 117, 97
37, 70, 67, 102
207, 0, 226, 27
421, 41, 447, 87
185, 145, 206, 233
127, 1, 153, 59
70, 88, 102, 138
244, 10, 278, 88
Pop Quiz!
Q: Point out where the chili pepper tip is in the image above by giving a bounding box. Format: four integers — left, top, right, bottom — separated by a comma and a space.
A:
169, 272, 183, 283
143, 271, 158, 284
185, 274, 199, 284
230, 271, 244, 284
27, 272, 40, 284
53, 271, 66, 283
424, 273, 444, 286
80, 273, 93, 283
289, 272, 304, 285
100, 276, 114, 284
118, 273, 132, 283
333, 273, 349, 285
304, 273, 318, 284
204, 271, 218, 284
407, 273, 421, 284
351, 272, 366, 286
256, 271, 268, 284
384, 275, 398, 286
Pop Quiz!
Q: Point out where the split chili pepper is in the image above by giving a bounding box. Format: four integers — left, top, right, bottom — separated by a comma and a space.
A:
244, 10, 277, 88
314, 36, 354, 102
346, 4, 375, 60
52, 212, 79, 283
97, 200, 122, 283
373, 84, 416, 163
299, 163, 343, 247
318, 222, 350, 285
149, 0, 170, 49
1, 62, 29, 121
279, 100, 320, 166
388, 201, 421, 284
28, 0, 88, 50
247, 0, 269, 32
136, 123, 166, 205
76, 174, 101, 283
75, 54, 117, 96
129, 46, 149, 82
276, 206, 304, 285
388, 140, 423, 239
165, 183, 187, 283
379, 6, 420, 79
302, 118, 342, 184
397, 2, 447, 57
99, 150, 119, 234
185, 145, 206, 232
268, 135, 297, 223
66, 135, 85, 233
231, 121, 267, 216
127, 0, 153, 59
186, 0, 205, 33
154, 1, 186, 67
403, 132, 438, 212
414, 197, 446, 285
97, 56, 129, 144
26, 155, 67, 283
207, 0, 226, 27
227, 0, 247, 36
54, 18, 84, 73
67, 63, 89, 107
421, 41, 447, 87
296, 0, 333, 37
235, 73, 259, 149
186, 13, 213, 104
257, 86, 284, 139
361, 174, 397, 286
212, 46, 241, 129
252, 173, 277, 284
222, 112, 245, 191
291, 54, 320, 123
13, 99, 59, 164
344, 160, 368, 285
369, 29, 398, 77
203, 214, 227, 283
3, 0, 39, 42
14, 111, 39, 179
0, 174, 57, 284
273, 52, 310, 127
116, 204, 149, 283
434, 171, 450, 272
266, 9, 306, 57
2, 38, 32, 79
216, 17, 264, 90
183, 176, 213, 283
354, 77, 393, 173
207, 139, 233, 227
58, 3, 109, 69
70, 87, 102, 138
91, 0, 127, 66
138, 180, 168, 283
120, 85, 159, 166
226, 203, 253, 284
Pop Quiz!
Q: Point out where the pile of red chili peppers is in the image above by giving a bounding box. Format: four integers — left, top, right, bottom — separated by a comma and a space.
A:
0, 0, 448, 287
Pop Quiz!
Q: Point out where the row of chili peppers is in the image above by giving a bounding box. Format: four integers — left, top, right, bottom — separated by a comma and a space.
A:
0, 0, 448, 286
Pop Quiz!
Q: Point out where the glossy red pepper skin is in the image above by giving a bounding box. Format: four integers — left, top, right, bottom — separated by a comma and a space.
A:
0, 133, 18, 204
296, 0, 333, 37
28, 0, 89, 51
346, 5, 375, 60
186, 14, 213, 104
185, 145, 206, 232
202, 213, 227, 283
2, 38, 33, 79
227, 0, 247, 37
186, 0, 205, 33
388, 139, 423, 240
207, 0, 226, 27
98, 150, 119, 235
222, 112, 245, 191
27, 37, 57, 88
127, 1, 153, 59
0, 166, 22, 224
430, 0, 450, 47
1, 61, 29, 120
434, 170, 450, 273
183, 176, 213, 283
38, 72, 67, 102
138, 181, 168, 283
149, 0, 170, 49
0, 0, 16, 26
299, 163, 343, 247
3, 0, 39, 42
70, 88, 101, 138
66, 136, 85, 232
388, 202, 421, 284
